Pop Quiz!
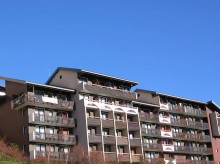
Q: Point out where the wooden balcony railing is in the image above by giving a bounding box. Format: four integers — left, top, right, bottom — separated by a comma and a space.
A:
29, 132, 76, 145
30, 150, 71, 160
29, 114, 75, 127
115, 120, 127, 129
89, 134, 102, 143
102, 119, 114, 127
83, 83, 136, 101
12, 93, 74, 111
104, 152, 117, 162
143, 143, 162, 151
103, 135, 116, 144
131, 154, 141, 162
130, 138, 141, 146
118, 153, 130, 162
117, 136, 128, 145
87, 117, 101, 126
128, 121, 140, 131
141, 128, 161, 137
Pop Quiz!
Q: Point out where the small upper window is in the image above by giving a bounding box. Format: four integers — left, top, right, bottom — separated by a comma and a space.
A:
59, 75, 62, 79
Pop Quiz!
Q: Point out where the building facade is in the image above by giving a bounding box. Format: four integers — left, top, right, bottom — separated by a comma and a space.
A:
0, 67, 220, 163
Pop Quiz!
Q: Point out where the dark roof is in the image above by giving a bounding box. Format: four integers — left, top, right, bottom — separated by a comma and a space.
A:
46, 67, 139, 86
135, 89, 207, 104
207, 101, 220, 112
0, 76, 75, 93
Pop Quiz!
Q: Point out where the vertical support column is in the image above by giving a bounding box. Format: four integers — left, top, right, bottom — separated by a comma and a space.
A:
125, 112, 132, 163
113, 109, 119, 163
99, 106, 105, 161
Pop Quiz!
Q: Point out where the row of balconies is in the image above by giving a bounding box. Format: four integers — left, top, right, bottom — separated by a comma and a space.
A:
12, 93, 74, 111
140, 114, 209, 130
29, 114, 75, 127
143, 143, 213, 155
87, 117, 140, 130
29, 132, 76, 145
159, 103, 207, 117
89, 134, 141, 146
141, 128, 211, 142
145, 158, 215, 164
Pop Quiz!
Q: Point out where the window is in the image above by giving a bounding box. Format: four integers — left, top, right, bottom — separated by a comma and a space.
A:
88, 127, 96, 135
104, 145, 111, 152
130, 148, 136, 155
48, 128, 54, 134
35, 108, 45, 121
89, 144, 97, 152
115, 114, 123, 121
101, 112, 108, 119
36, 144, 46, 151
117, 146, 124, 153
22, 145, 26, 152
50, 145, 55, 152
87, 110, 95, 118
116, 130, 123, 137
103, 128, 109, 136
127, 116, 133, 122
129, 131, 134, 139
59, 75, 62, 79
22, 126, 26, 135
21, 109, 25, 117
35, 126, 45, 134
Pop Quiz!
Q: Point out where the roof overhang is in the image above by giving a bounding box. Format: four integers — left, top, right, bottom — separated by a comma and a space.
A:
132, 101, 160, 108
46, 67, 139, 86
207, 101, 220, 112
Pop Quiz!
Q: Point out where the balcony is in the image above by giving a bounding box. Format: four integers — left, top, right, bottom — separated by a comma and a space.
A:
102, 119, 114, 127
87, 117, 101, 126
128, 121, 140, 131
141, 128, 160, 137
118, 153, 130, 162
30, 150, 70, 160
29, 114, 75, 127
159, 115, 171, 124
89, 134, 102, 143
104, 152, 117, 162
160, 103, 207, 117
161, 130, 173, 138
162, 144, 175, 152
174, 146, 213, 155
29, 132, 76, 145
140, 113, 159, 123
171, 119, 209, 130
82, 83, 136, 101
117, 136, 128, 145
131, 154, 141, 163
115, 120, 127, 129
130, 138, 141, 146
103, 135, 116, 144
12, 93, 74, 111
173, 132, 211, 142
145, 158, 215, 164
143, 143, 162, 151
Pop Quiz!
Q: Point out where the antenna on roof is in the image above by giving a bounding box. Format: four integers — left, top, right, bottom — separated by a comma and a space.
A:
48, 69, 51, 77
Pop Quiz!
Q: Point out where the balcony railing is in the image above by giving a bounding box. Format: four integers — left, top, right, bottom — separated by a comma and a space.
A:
171, 118, 209, 130
130, 138, 141, 146
141, 128, 160, 137
160, 103, 207, 117
144, 158, 215, 164
102, 119, 114, 127
173, 132, 211, 142
30, 150, 71, 160
131, 154, 141, 163
83, 83, 136, 101
89, 134, 102, 143
103, 135, 115, 144
29, 132, 76, 145
104, 152, 117, 162
143, 143, 162, 151
118, 153, 130, 162
140, 113, 209, 130
115, 120, 127, 129
117, 136, 128, 145
12, 93, 74, 111
128, 121, 140, 131
87, 117, 101, 126
140, 113, 159, 123
29, 114, 75, 127
174, 146, 213, 155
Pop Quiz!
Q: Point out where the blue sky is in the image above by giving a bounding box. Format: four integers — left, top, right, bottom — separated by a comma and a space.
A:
0, 1, 220, 104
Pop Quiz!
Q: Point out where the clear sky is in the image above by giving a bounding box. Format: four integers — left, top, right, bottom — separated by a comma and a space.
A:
0, 1, 220, 104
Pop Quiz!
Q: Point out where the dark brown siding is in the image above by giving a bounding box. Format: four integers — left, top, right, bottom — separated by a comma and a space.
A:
206, 107, 220, 163
0, 81, 29, 154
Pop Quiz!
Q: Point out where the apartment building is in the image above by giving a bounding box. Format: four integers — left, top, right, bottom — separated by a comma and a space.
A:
0, 67, 220, 164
